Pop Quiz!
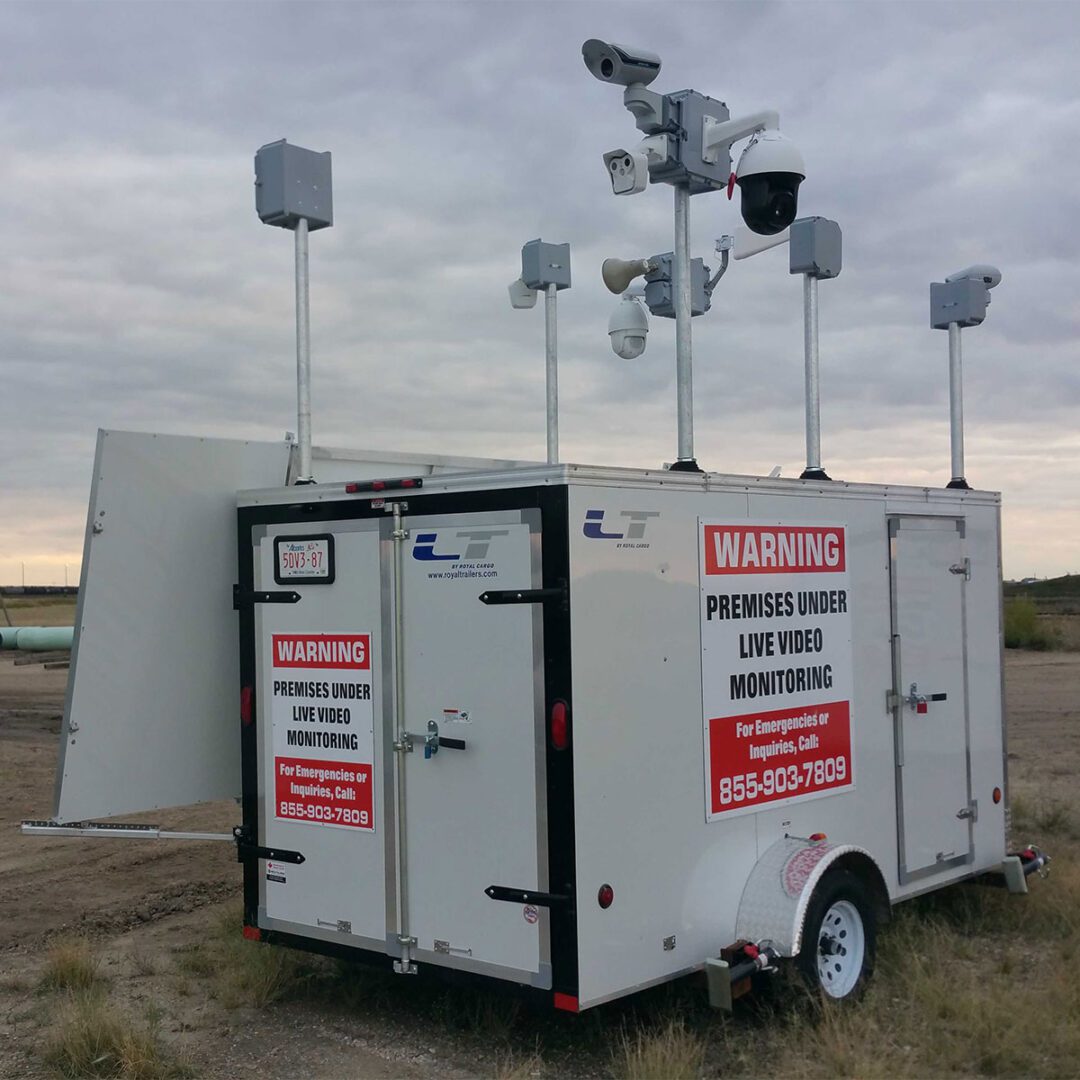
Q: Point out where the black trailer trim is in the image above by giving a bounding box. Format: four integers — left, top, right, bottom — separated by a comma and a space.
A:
479, 581, 568, 609
236, 484, 579, 1005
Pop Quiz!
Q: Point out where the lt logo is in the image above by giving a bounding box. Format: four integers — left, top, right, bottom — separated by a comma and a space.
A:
412, 530, 509, 562
583, 509, 659, 541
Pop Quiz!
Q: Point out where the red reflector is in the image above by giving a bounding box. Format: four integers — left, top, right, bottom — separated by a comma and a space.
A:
553, 992, 579, 1013
993, 787, 1002, 805
916, 701, 928, 714
727, 172, 736, 199
242, 926, 261, 942
240, 685, 253, 726
598, 883, 614, 909
809, 832, 827, 842
550, 700, 570, 750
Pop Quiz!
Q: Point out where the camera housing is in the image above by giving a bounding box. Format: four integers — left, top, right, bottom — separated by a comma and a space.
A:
735, 130, 805, 236
608, 295, 649, 359
946, 265, 1002, 290
582, 39, 662, 88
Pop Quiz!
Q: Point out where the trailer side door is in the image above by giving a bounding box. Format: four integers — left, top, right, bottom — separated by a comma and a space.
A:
889, 516, 973, 883
396, 508, 549, 987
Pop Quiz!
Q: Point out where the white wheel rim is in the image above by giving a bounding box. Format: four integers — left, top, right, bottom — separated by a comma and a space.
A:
816, 899, 865, 998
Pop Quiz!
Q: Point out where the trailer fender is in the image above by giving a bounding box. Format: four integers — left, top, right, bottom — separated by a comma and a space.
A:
734, 837, 888, 956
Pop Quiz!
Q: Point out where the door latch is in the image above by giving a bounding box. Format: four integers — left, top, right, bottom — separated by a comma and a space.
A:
956, 801, 978, 822
949, 558, 971, 580
394, 720, 467, 758
906, 683, 947, 714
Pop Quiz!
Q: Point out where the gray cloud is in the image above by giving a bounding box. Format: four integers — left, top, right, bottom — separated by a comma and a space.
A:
2, 1, 1078, 581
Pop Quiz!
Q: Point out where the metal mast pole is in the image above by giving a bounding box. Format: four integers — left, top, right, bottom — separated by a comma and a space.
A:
545, 283, 559, 464
672, 185, 697, 469
294, 217, 313, 483
947, 321, 968, 488
800, 273, 829, 480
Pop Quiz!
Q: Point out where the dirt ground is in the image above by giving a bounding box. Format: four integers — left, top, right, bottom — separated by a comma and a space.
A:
0, 647, 1077, 1078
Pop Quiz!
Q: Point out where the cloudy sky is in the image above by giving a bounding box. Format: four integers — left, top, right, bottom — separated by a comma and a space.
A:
1, 0, 1078, 584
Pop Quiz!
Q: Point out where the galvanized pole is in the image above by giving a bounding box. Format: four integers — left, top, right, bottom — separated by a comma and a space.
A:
800, 273, 829, 480
947, 321, 968, 488
545, 283, 559, 464
672, 185, 698, 470
294, 217, 313, 484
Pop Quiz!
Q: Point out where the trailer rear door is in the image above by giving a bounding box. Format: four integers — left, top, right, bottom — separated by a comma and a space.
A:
396, 508, 549, 987
889, 516, 973, 883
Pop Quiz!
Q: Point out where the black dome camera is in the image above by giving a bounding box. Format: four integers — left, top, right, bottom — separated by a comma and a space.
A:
735, 131, 805, 236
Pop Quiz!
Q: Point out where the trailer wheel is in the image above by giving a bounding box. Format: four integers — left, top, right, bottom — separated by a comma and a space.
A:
796, 870, 876, 1001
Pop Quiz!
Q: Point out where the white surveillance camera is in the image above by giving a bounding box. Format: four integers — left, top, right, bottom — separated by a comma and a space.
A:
946, 265, 1002, 290
603, 147, 650, 195
608, 295, 649, 359
508, 278, 538, 309
735, 130, 805, 236
582, 39, 661, 87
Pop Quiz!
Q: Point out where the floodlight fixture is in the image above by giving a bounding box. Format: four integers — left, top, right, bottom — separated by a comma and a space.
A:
930, 265, 1002, 489
511, 240, 571, 464
254, 139, 334, 484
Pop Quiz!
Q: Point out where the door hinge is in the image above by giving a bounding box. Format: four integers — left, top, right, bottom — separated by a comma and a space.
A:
479, 578, 568, 611
485, 885, 572, 909
232, 826, 305, 864
233, 585, 301, 610
949, 557, 971, 581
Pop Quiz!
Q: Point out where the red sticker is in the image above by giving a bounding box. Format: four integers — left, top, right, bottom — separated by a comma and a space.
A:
274, 755, 373, 830
707, 700, 852, 815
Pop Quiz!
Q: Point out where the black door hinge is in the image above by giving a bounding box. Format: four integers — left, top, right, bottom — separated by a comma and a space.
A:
485, 885, 572, 908
233, 585, 302, 610
233, 826, 304, 865
479, 578, 568, 611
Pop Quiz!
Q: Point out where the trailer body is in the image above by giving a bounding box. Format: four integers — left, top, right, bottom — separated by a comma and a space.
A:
233, 463, 1005, 1010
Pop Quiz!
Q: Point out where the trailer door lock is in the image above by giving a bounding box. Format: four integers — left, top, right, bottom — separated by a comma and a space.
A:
395, 721, 467, 758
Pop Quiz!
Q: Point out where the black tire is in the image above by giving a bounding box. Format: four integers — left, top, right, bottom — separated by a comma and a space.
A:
795, 869, 876, 1001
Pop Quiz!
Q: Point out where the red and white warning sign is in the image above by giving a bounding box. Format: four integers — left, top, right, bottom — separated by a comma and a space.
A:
270, 633, 375, 831
699, 522, 855, 820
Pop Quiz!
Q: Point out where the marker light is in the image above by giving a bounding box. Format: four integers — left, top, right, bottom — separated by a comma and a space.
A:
993, 787, 1002, 805
240, 685, 253, 726
598, 883, 614, 909
550, 700, 570, 750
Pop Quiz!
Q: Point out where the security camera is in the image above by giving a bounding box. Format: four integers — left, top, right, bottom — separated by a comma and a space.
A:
735, 130, 805, 236
609, 295, 649, 359
946, 265, 1002, 290
582, 39, 661, 87
603, 148, 649, 195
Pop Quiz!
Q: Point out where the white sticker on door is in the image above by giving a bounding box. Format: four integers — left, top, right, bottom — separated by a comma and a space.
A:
270, 633, 375, 831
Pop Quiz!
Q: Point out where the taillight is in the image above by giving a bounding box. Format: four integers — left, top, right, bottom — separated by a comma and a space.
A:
242, 925, 261, 941
550, 700, 570, 751
598, 883, 614, 909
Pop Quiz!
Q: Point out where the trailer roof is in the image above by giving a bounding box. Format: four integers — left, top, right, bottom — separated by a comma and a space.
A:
237, 462, 1001, 508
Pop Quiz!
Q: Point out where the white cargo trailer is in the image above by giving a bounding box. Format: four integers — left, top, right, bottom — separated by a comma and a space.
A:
223, 460, 1019, 1010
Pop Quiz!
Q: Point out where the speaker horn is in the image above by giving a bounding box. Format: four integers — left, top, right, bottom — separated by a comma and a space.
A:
601, 257, 652, 295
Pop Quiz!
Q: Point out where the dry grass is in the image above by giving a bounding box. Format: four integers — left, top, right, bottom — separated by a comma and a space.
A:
611, 1018, 705, 1080
174, 903, 317, 1009
494, 1046, 544, 1080
39, 938, 105, 994
44, 993, 192, 1079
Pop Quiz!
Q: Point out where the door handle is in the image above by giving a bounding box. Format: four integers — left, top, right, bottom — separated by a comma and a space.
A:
396, 720, 467, 758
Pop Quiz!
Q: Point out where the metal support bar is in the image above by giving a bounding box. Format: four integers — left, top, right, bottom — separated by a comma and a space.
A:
800, 274, 830, 480
390, 503, 414, 973
22, 820, 234, 842
946, 321, 969, 488
671, 185, 699, 471
294, 217, 313, 484
545, 283, 559, 465
479, 583, 567, 608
